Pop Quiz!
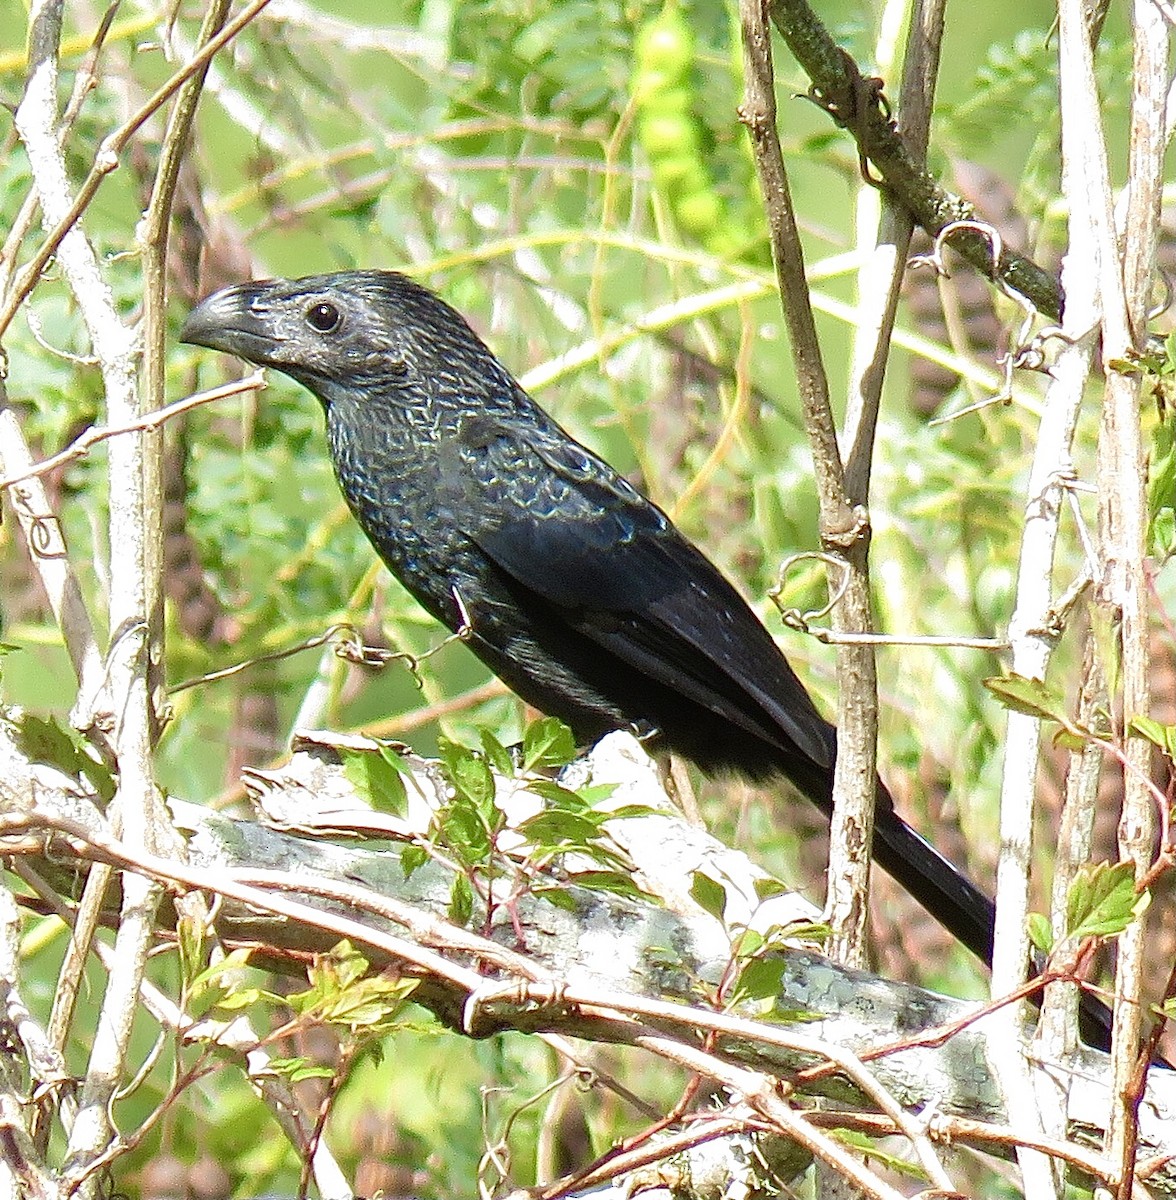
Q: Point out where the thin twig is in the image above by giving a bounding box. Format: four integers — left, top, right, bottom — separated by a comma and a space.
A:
0, 373, 265, 491
803, 1109, 1127, 1191
0, 808, 490, 995
632, 1036, 911, 1200
803, 629, 1009, 650
1101, 0, 1170, 1189
464, 980, 956, 1189
0, 396, 106, 716
0, 0, 274, 344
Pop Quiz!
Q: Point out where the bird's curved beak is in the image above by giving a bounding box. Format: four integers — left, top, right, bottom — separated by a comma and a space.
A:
180, 282, 283, 364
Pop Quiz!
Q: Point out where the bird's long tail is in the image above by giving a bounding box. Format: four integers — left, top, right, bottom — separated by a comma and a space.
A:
779, 750, 998, 963
871, 788, 1118, 1053
871, 800, 995, 964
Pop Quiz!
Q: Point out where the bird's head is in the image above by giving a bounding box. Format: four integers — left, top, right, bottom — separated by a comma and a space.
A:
180, 271, 513, 413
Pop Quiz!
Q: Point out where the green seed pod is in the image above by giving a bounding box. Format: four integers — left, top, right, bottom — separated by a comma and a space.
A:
632, 0, 765, 260
675, 189, 724, 234
638, 111, 699, 157
633, 3, 694, 83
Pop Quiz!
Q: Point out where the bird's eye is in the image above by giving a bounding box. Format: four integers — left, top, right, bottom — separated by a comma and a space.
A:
306, 302, 341, 333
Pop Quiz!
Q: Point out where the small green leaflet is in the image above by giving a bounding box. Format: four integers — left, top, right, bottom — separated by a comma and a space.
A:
728, 956, 787, 1008
1066, 861, 1147, 942
1027, 911, 1053, 954
982, 673, 1086, 750
438, 737, 497, 810
983, 673, 1069, 723
525, 779, 591, 809
522, 716, 576, 771
339, 741, 409, 816
562, 870, 648, 900
400, 844, 429, 878
479, 728, 515, 776
1028, 862, 1147, 953
449, 872, 474, 926
266, 1057, 336, 1083
1129, 715, 1176, 760
752, 877, 791, 902
690, 872, 727, 923
437, 795, 494, 864
286, 941, 418, 1032
14, 711, 116, 802
1149, 413, 1176, 558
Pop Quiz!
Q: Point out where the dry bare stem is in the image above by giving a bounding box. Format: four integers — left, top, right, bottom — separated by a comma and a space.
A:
738, 0, 878, 972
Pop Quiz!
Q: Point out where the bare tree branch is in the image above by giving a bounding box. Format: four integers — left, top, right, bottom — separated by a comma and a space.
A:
2, 719, 1175, 1195
739, 0, 877, 970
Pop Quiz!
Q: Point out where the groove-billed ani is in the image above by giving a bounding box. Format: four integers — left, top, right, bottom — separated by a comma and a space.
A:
181, 270, 996, 964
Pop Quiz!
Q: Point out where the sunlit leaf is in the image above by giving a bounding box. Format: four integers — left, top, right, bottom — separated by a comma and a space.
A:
522, 716, 577, 771
690, 872, 726, 923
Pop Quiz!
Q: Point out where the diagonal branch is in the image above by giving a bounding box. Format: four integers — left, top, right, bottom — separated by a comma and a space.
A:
767, 0, 1062, 320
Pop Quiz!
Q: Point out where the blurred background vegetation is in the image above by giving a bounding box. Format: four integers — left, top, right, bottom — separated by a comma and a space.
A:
0, 0, 1168, 1195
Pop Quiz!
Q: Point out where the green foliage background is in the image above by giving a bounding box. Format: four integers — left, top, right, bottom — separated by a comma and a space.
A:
0, 0, 1165, 1195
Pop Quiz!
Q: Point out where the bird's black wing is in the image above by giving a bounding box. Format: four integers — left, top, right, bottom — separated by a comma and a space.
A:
439, 413, 835, 774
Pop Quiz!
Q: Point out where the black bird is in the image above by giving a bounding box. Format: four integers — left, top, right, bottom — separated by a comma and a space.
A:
181, 269, 995, 963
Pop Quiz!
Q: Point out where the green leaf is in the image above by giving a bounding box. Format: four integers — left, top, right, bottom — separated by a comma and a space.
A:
215, 987, 265, 1011
186, 946, 256, 996
729, 956, 787, 1007
536, 887, 580, 912
752, 877, 791, 902
525, 779, 590, 810
12, 712, 76, 768
732, 928, 764, 957
1027, 911, 1054, 954
599, 802, 659, 820
690, 872, 727, 923
573, 783, 620, 806
13, 712, 116, 802
1148, 410, 1175, 558
522, 716, 577, 771
296, 941, 369, 999
567, 870, 649, 900
439, 737, 497, 813
1091, 606, 1122, 700
340, 743, 408, 817
1051, 726, 1088, 753
479, 729, 515, 777
830, 1131, 927, 1181
449, 872, 474, 926
762, 920, 831, 945
286, 942, 418, 1033
177, 914, 207, 986
400, 844, 429, 878
268, 1057, 335, 1083
1129, 715, 1176, 759
1150, 419, 1175, 491
521, 798, 595, 827
1066, 861, 1147, 942
645, 945, 686, 972
313, 980, 417, 1028
983, 673, 1072, 725
437, 796, 493, 865
518, 810, 629, 871
519, 809, 603, 849
1150, 508, 1176, 559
